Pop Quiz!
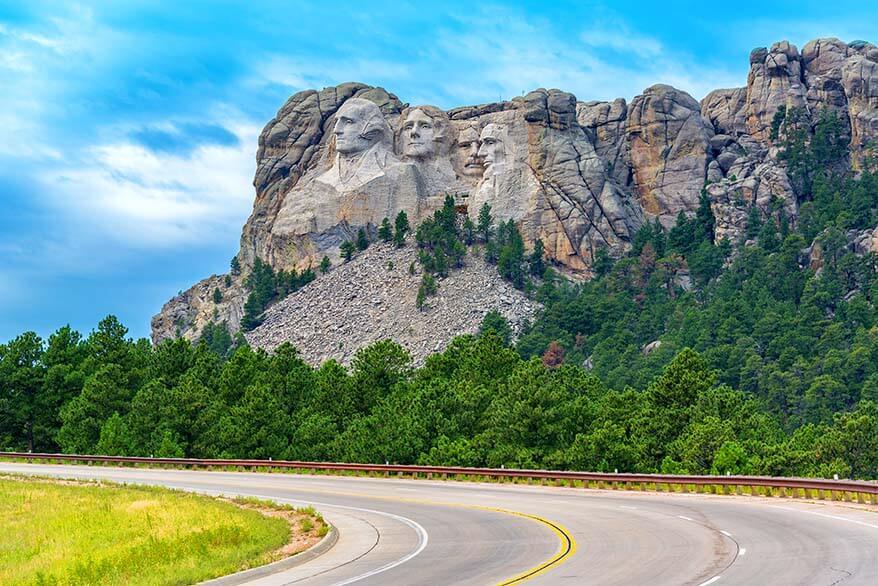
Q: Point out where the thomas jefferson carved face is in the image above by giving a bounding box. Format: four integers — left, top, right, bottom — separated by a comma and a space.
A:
478, 123, 507, 170
402, 109, 436, 159
333, 98, 389, 155
454, 125, 484, 177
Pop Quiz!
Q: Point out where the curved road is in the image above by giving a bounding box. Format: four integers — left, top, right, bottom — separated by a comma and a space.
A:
3, 463, 878, 585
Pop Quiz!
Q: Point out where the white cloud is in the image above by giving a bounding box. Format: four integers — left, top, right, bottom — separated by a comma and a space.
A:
43, 119, 259, 249
251, 55, 412, 93
580, 27, 664, 58
427, 12, 741, 104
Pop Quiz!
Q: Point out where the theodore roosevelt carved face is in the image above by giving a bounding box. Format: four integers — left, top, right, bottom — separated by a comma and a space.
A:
332, 98, 390, 155
454, 124, 484, 177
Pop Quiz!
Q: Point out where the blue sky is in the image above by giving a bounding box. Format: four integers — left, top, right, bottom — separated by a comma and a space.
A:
1, 1, 875, 342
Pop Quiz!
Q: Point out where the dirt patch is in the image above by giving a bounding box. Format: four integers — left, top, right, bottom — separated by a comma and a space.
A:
222, 499, 329, 561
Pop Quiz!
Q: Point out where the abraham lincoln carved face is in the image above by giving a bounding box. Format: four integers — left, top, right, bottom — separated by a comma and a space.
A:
478, 123, 507, 171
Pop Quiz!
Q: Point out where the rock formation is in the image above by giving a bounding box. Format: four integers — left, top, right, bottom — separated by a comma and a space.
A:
153, 37, 878, 350
245, 243, 539, 366
626, 84, 714, 226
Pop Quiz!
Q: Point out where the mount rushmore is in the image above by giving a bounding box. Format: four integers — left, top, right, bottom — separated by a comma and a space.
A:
152, 38, 878, 345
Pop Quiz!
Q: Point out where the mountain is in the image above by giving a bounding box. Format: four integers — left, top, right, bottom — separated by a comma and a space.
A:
152, 37, 878, 351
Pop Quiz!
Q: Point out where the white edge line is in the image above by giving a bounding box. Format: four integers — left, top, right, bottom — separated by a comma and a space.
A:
330, 503, 429, 585
159, 486, 431, 586
720, 530, 732, 537
677, 515, 694, 521
767, 505, 878, 530
698, 576, 721, 586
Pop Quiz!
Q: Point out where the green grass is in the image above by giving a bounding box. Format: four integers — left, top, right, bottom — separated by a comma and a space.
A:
0, 476, 292, 585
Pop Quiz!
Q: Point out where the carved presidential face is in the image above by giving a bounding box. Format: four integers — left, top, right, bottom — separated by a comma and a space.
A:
478, 123, 507, 170
402, 109, 437, 159
333, 98, 388, 155
454, 125, 484, 177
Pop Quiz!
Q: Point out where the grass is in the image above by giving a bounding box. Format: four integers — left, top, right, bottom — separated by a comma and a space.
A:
0, 476, 326, 585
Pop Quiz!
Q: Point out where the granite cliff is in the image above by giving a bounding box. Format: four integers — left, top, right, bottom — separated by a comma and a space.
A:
153, 37, 878, 354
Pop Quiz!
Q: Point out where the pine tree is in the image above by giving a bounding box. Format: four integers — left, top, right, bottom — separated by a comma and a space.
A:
498, 220, 526, 289
340, 240, 356, 261
529, 239, 546, 277
378, 218, 393, 242
212, 287, 222, 304
477, 203, 493, 243
462, 216, 475, 245
479, 310, 512, 345
320, 256, 331, 274
745, 206, 762, 240
356, 228, 370, 251
593, 248, 614, 278
230, 255, 241, 275
394, 211, 411, 247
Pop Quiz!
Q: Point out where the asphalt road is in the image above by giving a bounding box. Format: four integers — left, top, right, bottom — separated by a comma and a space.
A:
3, 463, 878, 585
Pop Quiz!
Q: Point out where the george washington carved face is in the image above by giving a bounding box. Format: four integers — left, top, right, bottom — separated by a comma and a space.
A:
332, 98, 390, 155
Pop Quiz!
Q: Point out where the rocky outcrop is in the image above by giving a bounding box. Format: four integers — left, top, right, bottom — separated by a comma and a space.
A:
745, 41, 808, 143
702, 88, 748, 136
153, 36, 878, 350
852, 225, 878, 255
627, 85, 714, 226
244, 243, 539, 366
150, 275, 246, 344
577, 98, 632, 188
841, 44, 878, 168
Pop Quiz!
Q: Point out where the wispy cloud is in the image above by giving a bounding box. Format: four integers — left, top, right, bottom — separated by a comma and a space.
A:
580, 24, 664, 59
250, 55, 412, 93
42, 119, 258, 249
426, 9, 740, 104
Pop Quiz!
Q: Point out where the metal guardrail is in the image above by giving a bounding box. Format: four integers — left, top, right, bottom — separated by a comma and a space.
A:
3, 452, 876, 503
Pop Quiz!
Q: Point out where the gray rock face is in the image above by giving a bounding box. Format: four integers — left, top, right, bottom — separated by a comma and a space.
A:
577, 98, 632, 188
842, 47, 878, 168
244, 243, 540, 366
627, 84, 714, 226
153, 36, 878, 350
746, 41, 808, 143
702, 88, 748, 136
